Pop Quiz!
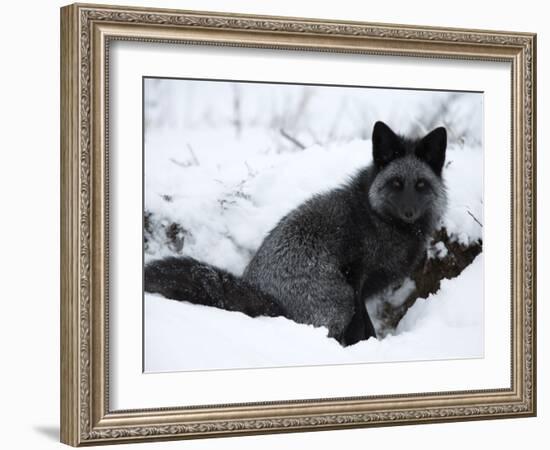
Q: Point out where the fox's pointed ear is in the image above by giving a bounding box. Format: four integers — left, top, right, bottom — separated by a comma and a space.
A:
415, 127, 447, 176
372, 121, 404, 168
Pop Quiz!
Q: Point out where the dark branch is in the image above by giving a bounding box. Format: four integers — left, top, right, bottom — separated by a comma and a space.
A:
279, 128, 306, 150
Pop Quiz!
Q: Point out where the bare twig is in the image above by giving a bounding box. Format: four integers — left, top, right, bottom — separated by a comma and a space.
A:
279, 128, 306, 150
169, 158, 189, 168
467, 210, 483, 228
170, 143, 200, 168
186, 143, 199, 166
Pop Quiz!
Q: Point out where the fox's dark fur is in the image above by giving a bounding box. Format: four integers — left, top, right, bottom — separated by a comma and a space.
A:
145, 121, 448, 346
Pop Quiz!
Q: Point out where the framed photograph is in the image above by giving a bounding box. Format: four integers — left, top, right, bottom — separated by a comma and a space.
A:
60, 3, 536, 446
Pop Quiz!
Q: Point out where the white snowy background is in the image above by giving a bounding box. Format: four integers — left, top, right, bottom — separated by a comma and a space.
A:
143, 78, 484, 372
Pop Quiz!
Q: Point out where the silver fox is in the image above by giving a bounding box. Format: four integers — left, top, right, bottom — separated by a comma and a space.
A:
145, 121, 447, 346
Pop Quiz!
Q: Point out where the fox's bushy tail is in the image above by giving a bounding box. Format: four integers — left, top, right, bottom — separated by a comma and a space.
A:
144, 257, 285, 318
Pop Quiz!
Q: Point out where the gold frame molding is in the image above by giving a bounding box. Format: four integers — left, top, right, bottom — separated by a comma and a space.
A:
60, 3, 537, 446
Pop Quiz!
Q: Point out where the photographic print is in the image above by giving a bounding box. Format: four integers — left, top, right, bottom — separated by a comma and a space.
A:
143, 78, 484, 372
61, 4, 535, 445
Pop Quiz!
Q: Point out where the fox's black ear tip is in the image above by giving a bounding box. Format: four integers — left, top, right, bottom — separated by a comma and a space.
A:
423, 127, 447, 149
372, 121, 395, 139
433, 127, 447, 139
373, 121, 389, 131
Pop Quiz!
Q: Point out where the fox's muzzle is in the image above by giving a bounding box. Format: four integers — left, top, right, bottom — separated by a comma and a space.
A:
401, 208, 420, 223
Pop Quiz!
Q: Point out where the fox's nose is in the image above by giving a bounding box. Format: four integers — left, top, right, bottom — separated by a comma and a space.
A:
403, 209, 417, 221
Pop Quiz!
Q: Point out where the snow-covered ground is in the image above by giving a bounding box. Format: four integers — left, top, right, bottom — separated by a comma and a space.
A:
145, 254, 483, 372
143, 79, 484, 372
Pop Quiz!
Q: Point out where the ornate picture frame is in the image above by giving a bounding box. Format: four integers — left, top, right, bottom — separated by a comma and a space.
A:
60, 3, 536, 446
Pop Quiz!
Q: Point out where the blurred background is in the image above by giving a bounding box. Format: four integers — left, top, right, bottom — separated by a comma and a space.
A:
144, 78, 483, 152
144, 78, 483, 274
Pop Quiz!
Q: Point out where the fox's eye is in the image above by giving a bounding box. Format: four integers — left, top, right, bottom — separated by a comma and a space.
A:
390, 178, 403, 190
416, 179, 428, 190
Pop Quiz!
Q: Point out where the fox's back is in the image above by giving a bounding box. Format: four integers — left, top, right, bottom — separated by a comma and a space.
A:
244, 186, 362, 285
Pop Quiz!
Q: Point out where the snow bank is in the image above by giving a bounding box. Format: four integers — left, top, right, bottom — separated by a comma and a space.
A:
145, 255, 483, 372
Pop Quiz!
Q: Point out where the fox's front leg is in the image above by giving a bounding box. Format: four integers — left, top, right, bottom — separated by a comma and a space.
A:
341, 295, 376, 346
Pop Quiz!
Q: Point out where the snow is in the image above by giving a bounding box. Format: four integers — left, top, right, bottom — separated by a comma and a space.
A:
143, 79, 484, 372
145, 255, 483, 372
428, 241, 449, 260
